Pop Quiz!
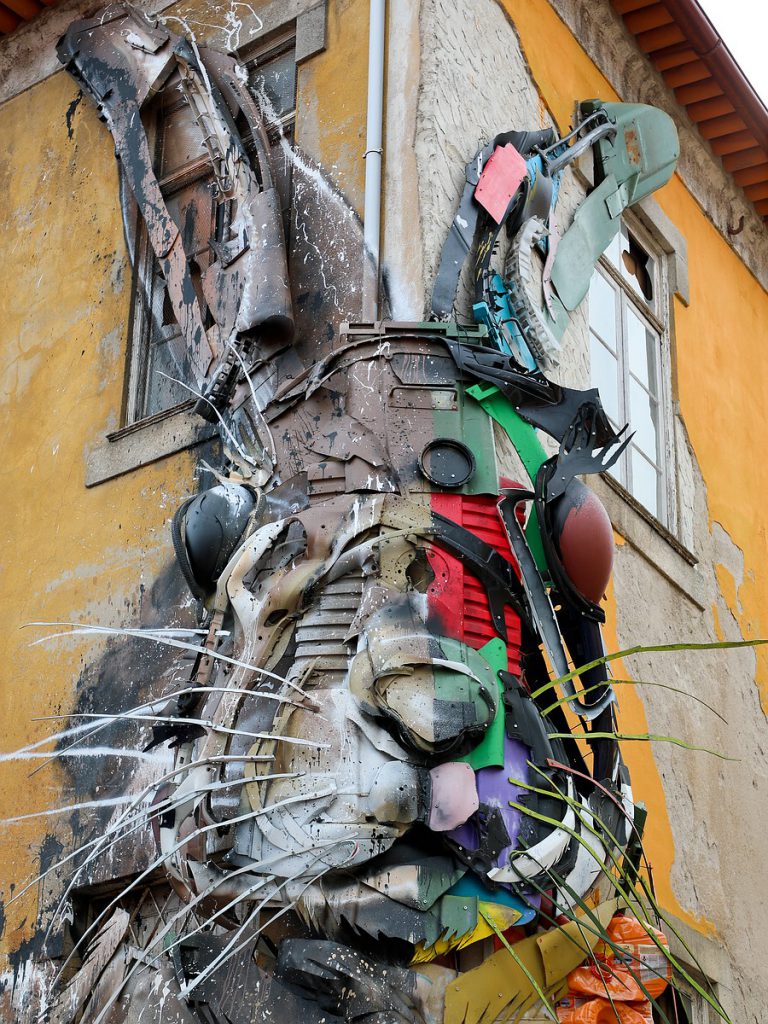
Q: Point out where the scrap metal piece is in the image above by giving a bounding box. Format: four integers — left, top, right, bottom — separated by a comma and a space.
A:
419, 438, 476, 489
179, 934, 335, 1024
194, 45, 295, 416
497, 491, 569, 680
431, 129, 557, 319
57, 4, 294, 412
536, 468, 614, 622
543, 403, 631, 504
349, 598, 499, 757
536, 108, 617, 176
474, 143, 529, 224
172, 482, 257, 597
58, 8, 215, 385
431, 101, 679, 377
430, 511, 530, 639
444, 899, 620, 1024
36, 15, 686, 1009
445, 336, 621, 447
276, 939, 431, 1023
504, 215, 569, 367
498, 490, 614, 720
48, 908, 131, 1024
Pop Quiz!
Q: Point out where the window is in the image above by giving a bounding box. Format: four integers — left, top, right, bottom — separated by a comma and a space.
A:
124, 38, 297, 425
588, 221, 670, 525
652, 973, 721, 1024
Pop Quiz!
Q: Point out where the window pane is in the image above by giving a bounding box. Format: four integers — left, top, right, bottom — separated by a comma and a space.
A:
628, 378, 659, 462
626, 306, 658, 392
630, 447, 659, 519
603, 225, 624, 269
621, 231, 654, 307
590, 333, 620, 425
588, 272, 618, 350
159, 102, 207, 177
250, 48, 296, 121
129, 46, 297, 424
607, 455, 626, 490
144, 335, 194, 418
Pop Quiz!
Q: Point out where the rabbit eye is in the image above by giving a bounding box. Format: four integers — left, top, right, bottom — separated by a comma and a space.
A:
551, 479, 614, 604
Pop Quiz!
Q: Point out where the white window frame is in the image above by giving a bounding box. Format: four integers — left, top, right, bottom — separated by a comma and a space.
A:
589, 214, 678, 536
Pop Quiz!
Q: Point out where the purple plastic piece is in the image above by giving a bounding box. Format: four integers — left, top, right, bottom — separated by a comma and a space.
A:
448, 734, 530, 871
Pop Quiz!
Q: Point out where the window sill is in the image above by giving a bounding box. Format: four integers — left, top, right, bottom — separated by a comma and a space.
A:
85, 404, 217, 487
589, 474, 706, 610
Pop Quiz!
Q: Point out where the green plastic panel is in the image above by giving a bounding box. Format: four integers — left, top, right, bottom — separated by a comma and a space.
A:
465, 383, 548, 575
457, 637, 507, 770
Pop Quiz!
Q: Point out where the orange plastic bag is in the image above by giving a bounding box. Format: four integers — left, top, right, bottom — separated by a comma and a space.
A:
566, 913, 672, 1002
556, 994, 652, 1023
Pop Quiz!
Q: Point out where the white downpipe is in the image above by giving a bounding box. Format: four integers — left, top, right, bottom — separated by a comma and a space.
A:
362, 0, 386, 321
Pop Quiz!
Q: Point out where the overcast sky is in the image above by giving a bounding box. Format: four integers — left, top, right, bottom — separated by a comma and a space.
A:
697, 0, 768, 106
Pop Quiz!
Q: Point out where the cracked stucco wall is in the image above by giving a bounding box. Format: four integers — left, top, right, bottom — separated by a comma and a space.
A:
411, 0, 768, 1020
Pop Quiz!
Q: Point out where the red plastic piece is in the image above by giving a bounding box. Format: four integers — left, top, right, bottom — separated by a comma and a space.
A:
474, 143, 528, 224
427, 492, 522, 674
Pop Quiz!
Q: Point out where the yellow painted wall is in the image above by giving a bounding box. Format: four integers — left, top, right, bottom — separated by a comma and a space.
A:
501, 0, 768, 937
295, 0, 369, 214
0, 65, 201, 970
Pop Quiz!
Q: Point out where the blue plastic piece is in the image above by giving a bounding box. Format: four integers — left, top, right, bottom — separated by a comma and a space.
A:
472, 279, 538, 371
446, 873, 538, 925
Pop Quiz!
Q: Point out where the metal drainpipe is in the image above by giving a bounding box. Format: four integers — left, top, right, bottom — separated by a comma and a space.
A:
362, 0, 386, 322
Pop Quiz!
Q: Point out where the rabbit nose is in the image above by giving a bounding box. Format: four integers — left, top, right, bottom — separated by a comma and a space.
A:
367, 760, 478, 831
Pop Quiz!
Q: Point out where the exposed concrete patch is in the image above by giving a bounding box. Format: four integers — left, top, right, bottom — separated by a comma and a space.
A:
673, 413, 697, 553
295, 2, 327, 64
84, 407, 217, 486
416, 0, 551, 317
712, 521, 745, 617
95, 327, 122, 396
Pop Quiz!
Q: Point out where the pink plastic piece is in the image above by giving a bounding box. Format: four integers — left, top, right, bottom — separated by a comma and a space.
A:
428, 761, 479, 831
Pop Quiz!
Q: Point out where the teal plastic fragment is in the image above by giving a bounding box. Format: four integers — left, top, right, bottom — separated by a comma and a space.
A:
436, 895, 479, 941
551, 100, 679, 312
446, 873, 537, 925
592, 101, 680, 210
472, 276, 537, 370
550, 174, 624, 311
